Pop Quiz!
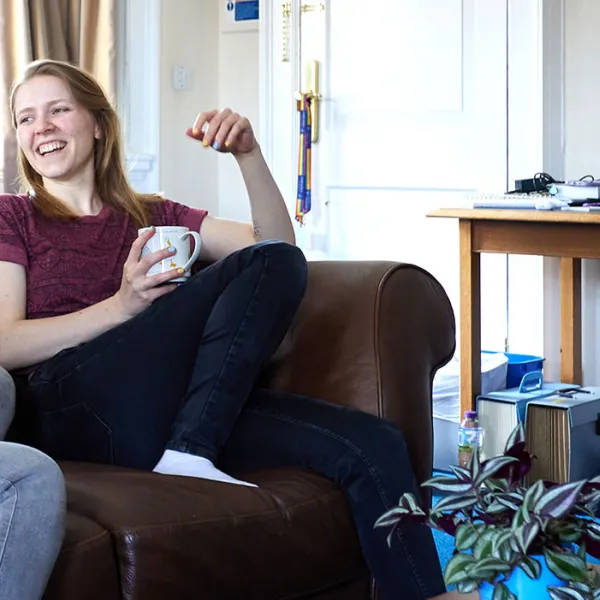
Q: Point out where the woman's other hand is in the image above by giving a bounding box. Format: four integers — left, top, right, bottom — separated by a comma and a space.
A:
186, 109, 257, 155
113, 228, 181, 319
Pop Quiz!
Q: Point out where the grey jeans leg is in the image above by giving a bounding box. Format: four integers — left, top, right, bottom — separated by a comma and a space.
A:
0, 368, 15, 439
0, 442, 66, 600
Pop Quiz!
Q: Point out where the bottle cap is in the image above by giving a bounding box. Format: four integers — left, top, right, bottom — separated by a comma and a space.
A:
465, 410, 478, 419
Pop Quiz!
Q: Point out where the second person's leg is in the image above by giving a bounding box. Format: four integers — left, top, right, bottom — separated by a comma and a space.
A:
0, 443, 66, 600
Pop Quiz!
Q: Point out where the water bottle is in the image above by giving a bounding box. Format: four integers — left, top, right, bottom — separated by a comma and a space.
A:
457, 410, 483, 468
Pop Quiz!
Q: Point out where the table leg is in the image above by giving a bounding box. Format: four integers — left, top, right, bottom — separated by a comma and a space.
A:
559, 257, 582, 384
459, 220, 481, 417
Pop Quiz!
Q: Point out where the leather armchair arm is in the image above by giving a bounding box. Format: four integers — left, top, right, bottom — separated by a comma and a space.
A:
263, 261, 456, 493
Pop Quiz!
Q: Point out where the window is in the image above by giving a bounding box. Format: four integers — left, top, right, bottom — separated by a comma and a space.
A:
117, 0, 161, 193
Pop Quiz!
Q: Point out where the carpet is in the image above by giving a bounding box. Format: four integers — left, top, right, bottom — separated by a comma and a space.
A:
431, 495, 455, 589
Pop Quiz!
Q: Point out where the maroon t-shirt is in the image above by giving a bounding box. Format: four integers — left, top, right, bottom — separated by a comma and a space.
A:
0, 194, 208, 320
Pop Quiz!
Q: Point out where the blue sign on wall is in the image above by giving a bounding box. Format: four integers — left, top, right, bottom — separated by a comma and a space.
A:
234, 0, 259, 22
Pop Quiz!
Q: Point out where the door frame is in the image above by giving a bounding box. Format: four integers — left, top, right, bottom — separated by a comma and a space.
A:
258, 0, 565, 361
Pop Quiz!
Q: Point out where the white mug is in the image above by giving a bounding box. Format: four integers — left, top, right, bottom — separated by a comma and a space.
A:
138, 226, 202, 283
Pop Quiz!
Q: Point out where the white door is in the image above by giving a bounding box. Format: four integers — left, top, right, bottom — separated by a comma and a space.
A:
261, 0, 510, 353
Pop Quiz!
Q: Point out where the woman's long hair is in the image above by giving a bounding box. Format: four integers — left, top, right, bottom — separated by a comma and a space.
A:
9, 59, 160, 227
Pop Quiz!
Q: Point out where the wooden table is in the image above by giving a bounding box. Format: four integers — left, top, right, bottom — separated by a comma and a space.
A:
427, 208, 600, 417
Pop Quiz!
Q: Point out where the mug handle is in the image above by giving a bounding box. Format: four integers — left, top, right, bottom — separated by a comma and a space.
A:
179, 231, 202, 271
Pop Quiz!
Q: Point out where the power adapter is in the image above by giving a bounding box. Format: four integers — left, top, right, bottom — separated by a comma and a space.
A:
515, 178, 543, 193
513, 172, 558, 194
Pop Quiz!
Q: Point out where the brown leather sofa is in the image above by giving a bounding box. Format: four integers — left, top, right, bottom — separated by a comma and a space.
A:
41, 261, 455, 600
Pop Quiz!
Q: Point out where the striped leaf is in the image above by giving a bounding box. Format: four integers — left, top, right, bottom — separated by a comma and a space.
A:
455, 523, 479, 551
467, 557, 511, 580
515, 520, 540, 554
449, 464, 472, 482
444, 553, 475, 586
543, 547, 588, 583
422, 476, 472, 494
373, 506, 409, 528
457, 580, 478, 594
475, 456, 519, 486
548, 588, 587, 600
518, 555, 541, 580
400, 494, 425, 515
486, 500, 509, 515
431, 494, 478, 515
535, 481, 585, 519
470, 529, 496, 560
523, 480, 545, 511
491, 530, 514, 555
504, 422, 525, 452
552, 521, 583, 544
471, 445, 482, 481
495, 495, 521, 512
586, 520, 600, 542
493, 582, 517, 600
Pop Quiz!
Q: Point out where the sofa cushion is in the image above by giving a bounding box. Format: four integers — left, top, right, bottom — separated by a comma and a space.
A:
57, 462, 368, 599
44, 512, 121, 600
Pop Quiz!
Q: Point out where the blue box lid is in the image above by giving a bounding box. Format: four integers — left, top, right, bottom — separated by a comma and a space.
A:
476, 371, 581, 425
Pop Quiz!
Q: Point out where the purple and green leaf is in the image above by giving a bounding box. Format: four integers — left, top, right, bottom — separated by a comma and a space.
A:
543, 547, 588, 583
535, 481, 586, 519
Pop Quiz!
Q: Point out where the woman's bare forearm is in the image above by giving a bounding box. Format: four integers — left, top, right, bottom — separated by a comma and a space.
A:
235, 146, 296, 245
0, 295, 128, 371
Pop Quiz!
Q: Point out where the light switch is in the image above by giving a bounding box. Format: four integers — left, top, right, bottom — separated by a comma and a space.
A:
172, 65, 191, 91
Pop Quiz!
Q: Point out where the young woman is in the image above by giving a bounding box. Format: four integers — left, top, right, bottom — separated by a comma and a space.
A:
0, 59, 446, 600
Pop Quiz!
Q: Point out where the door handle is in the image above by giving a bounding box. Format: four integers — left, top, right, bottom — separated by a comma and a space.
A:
295, 59, 321, 143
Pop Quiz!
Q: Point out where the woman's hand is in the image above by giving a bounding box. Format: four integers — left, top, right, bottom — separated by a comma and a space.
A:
112, 228, 181, 319
186, 109, 257, 155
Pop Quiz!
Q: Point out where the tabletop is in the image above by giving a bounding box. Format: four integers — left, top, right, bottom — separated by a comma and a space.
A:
427, 208, 600, 224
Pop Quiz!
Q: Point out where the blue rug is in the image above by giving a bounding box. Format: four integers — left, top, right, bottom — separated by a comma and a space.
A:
432, 521, 455, 573
431, 495, 456, 589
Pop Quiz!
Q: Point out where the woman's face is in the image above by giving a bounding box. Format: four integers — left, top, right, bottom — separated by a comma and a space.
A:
13, 74, 99, 183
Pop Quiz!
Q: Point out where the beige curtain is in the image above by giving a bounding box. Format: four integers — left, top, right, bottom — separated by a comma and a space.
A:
0, 0, 116, 192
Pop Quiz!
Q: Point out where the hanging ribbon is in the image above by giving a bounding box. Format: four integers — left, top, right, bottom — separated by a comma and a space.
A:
296, 93, 312, 224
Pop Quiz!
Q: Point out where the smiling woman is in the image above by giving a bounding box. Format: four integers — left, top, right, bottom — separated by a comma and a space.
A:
13, 76, 100, 187
8, 59, 158, 227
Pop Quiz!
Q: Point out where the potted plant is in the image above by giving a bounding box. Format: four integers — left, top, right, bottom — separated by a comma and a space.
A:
375, 423, 600, 600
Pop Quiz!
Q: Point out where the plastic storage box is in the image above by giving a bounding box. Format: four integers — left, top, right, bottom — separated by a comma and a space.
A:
476, 370, 577, 460
483, 351, 545, 389
433, 351, 545, 472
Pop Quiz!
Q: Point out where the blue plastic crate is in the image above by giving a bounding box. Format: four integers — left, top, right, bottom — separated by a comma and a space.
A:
505, 353, 545, 388
482, 351, 545, 389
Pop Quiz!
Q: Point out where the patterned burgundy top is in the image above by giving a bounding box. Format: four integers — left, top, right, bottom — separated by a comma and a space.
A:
0, 194, 208, 320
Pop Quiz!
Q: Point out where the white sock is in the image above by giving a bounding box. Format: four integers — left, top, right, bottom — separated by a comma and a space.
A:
153, 449, 257, 487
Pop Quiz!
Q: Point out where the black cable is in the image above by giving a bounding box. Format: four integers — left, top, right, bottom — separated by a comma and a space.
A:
533, 172, 558, 191
506, 172, 596, 195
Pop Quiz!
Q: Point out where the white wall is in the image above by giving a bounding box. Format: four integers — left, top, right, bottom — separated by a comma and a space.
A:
217, 30, 259, 222
542, 0, 600, 384
158, 0, 259, 222
159, 0, 220, 215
